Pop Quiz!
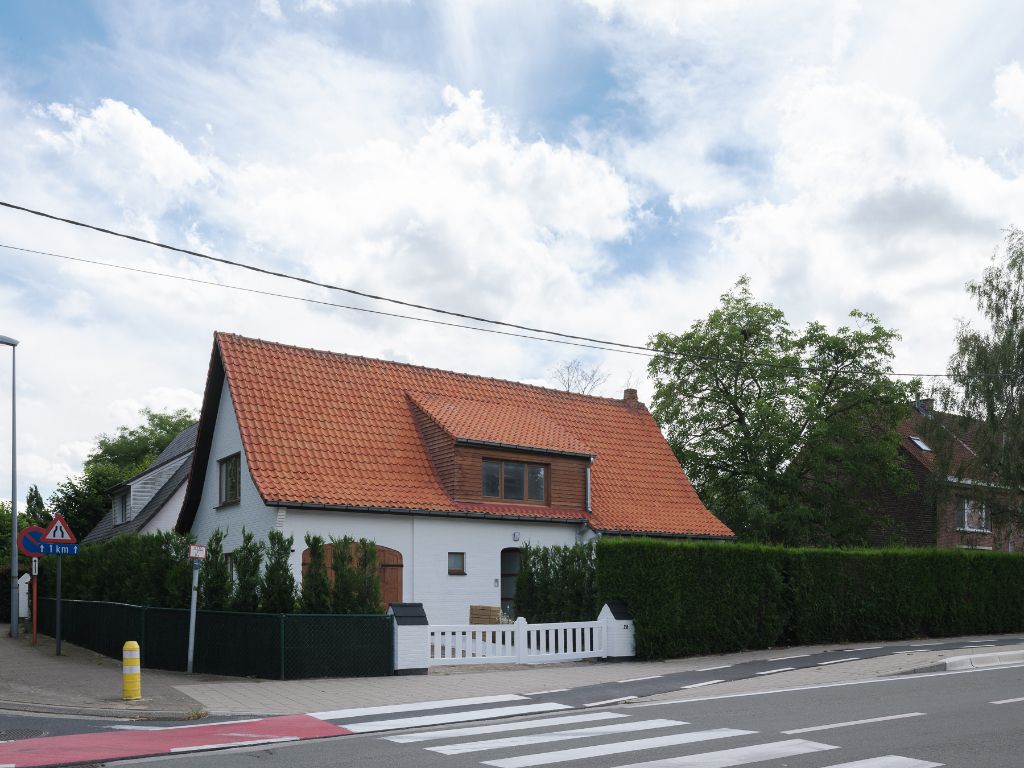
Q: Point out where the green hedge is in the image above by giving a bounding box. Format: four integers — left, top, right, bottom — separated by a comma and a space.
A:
596, 538, 1024, 659
515, 541, 596, 622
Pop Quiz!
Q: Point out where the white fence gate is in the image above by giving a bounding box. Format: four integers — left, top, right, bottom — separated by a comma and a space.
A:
389, 603, 635, 673
429, 618, 606, 666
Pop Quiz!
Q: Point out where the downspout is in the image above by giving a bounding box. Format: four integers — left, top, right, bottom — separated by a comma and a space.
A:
586, 458, 593, 513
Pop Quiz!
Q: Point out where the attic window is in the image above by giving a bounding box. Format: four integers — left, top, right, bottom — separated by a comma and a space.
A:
482, 459, 547, 503
910, 436, 932, 452
218, 453, 241, 505
115, 492, 130, 525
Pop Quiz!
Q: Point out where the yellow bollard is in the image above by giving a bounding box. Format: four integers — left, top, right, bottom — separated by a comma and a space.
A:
122, 640, 141, 701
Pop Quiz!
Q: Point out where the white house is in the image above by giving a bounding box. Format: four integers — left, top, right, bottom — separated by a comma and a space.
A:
176, 333, 733, 623
82, 422, 198, 544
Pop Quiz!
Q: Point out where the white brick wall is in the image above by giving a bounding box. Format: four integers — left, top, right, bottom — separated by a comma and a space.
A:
283, 510, 582, 624
190, 379, 280, 553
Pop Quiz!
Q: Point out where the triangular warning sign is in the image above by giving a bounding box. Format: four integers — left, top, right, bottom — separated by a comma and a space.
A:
42, 513, 77, 544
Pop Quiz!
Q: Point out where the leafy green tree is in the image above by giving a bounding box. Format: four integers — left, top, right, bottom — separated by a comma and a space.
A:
231, 528, 263, 613
199, 528, 233, 610
48, 408, 195, 536
300, 534, 331, 613
329, 535, 357, 613
353, 539, 382, 613
648, 277, 917, 546
259, 529, 296, 613
939, 228, 1024, 536
25, 485, 48, 527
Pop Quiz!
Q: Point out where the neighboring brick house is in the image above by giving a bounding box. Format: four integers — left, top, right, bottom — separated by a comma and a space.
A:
176, 333, 734, 622
82, 423, 198, 544
871, 399, 1023, 551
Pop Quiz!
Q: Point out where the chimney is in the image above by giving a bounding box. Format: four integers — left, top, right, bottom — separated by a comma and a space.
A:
915, 397, 934, 414
623, 388, 638, 403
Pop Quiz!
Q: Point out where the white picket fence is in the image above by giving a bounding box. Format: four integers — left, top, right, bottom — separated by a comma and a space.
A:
428, 617, 606, 666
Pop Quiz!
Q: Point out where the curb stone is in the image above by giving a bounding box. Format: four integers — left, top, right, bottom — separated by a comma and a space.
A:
904, 650, 1024, 675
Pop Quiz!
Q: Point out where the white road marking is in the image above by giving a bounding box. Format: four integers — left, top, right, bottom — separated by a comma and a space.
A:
755, 667, 795, 675
894, 650, 930, 654
170, 737, 297, 752
696, 664, 732, 672
618, 675, 663, 683
585, 738, 837, 767
818, 758, 942, 767
681, 679, 724, 689
782, 712, 926, 734
818, 657, 860, 666
959, 644, 995, 649
991, 696, 1024, 705
769, 653, 810, 661
909, 641, 944, 647
310, 694, 527, 720
523, 689, 569, 695
384, 712, 626, 743
108, 718, 264, 731
428, 718, 684, 755
630, 662, 1024, 709
343, 703, 571, 732
584, 696, 638, 707
845, 646, 883, 652
481, 728, 756, 768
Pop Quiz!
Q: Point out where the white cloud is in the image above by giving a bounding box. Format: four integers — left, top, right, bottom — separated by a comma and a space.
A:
993, 61, 1024, 122
259, 0, 284, 20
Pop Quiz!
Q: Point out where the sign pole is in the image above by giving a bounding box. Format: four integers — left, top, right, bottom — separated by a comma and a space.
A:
31, 557, 37, 645
187, 559, 199, 673
55, 553, 61, 656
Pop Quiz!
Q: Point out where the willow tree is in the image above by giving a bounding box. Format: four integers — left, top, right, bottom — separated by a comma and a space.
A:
648, 277, 917, 546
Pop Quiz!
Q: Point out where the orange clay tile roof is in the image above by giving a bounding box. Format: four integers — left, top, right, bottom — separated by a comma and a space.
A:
205, 332, 733, 537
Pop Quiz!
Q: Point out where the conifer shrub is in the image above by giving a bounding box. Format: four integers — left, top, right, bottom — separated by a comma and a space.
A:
301, 533, 332, 613
231, 528, 263, 613
259, 529, 296, 613
199, 528, 233, 610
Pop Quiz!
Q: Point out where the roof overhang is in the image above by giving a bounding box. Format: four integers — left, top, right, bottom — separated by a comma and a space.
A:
267, 500, 589, 526
595, 528, 737, 540
454, 437, 595, 460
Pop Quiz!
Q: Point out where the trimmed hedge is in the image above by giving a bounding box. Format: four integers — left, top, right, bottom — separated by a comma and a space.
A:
515, 541, 597, 622
596, 538, 1024, 659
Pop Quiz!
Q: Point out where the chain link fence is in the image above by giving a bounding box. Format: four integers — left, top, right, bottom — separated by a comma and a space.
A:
36, 598, 393, 679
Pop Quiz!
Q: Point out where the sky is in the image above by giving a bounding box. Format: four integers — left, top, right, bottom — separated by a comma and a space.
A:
1, 0, 1024, 509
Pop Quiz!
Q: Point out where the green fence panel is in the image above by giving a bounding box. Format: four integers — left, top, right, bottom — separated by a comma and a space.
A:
282, 614, 393, 679
38, 598, 145, 661
143, 607, 190, 672
195, 611, 283, 680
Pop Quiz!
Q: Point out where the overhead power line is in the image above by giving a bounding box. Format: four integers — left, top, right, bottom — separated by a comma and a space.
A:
0, 200, 650, 353
0, 199, 989, 379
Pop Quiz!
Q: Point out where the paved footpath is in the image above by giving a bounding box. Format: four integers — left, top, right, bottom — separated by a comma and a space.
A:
2, 623, 1023, 766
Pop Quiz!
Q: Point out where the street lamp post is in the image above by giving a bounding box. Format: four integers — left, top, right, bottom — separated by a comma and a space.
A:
0, 336, 18, 639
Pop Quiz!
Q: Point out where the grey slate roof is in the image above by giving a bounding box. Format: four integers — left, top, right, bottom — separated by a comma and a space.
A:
81, 424, 197, 544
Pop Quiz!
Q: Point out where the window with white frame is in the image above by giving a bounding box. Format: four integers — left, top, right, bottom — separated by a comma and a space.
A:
957, 498, 990, 533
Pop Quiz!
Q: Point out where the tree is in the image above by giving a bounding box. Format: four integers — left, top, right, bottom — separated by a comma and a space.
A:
259, 529, 296, 613
47, 408, 195, 537
648, 277, 917, 546
551, 359, 609, 395
25, 485, 48, 527
939, 228, 1024, 535
329, 535, 357, 613
199, 528, 233, 610
300, 534, 331, 613
231, 528, 263, 613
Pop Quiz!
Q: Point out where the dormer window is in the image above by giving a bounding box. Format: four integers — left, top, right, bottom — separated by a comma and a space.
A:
482, 459, 547, 503
116, 492, 130, 524
910, 436, 931, 452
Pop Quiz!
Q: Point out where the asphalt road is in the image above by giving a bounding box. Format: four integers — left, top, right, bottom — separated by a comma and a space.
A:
108, 662, 1024, 768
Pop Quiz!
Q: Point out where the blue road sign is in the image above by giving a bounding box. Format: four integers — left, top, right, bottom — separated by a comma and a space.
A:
38, 542, 78, 555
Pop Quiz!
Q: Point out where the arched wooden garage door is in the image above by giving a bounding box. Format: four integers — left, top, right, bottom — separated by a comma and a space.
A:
301, 542, 404, 611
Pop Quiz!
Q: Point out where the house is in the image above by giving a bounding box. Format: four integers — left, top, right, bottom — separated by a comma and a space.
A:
870, 399, 1023, 551
82, 422, 198, 544
175, 333, 734, 622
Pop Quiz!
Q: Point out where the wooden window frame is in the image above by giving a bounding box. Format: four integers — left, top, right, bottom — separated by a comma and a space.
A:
218, 453, 241, 506
481, 459, 549, 504
448, 551, 466, 576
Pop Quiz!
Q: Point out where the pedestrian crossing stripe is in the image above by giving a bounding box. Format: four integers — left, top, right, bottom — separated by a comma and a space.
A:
427, 719, 686, 755
344, 703, 571, 733
480, 728, 757, 768
596, 738, 838, 767
818, 758, 942, 767
385, 712, 626, 743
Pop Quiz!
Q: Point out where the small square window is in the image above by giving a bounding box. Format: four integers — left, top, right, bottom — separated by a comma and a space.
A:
958, 499, 990, 533
448, 552, 466, 575
219, 453, 241, 505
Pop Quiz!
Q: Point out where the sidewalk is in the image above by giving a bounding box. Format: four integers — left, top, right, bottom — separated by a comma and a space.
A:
3, 623, 1023, 720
